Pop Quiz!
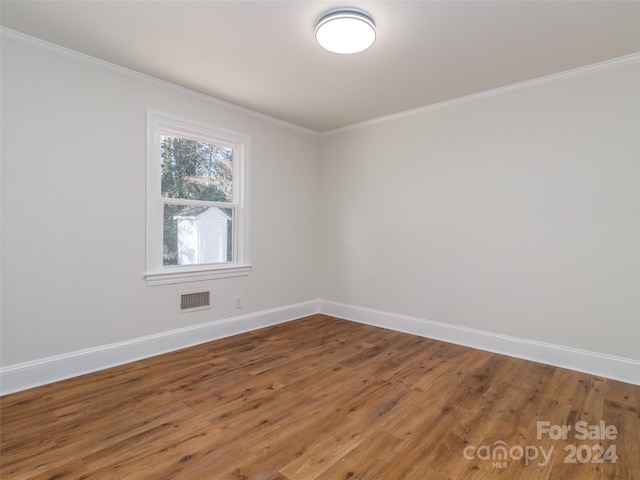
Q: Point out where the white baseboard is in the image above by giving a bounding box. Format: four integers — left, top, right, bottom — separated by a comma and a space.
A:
0, 300, 319, 395
319, 300, 640, 386
3, 299, 638, 395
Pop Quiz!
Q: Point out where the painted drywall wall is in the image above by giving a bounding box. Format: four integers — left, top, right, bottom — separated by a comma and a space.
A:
318, 62, 640, 360
1, 37, 320, 366
2, 30, 638, 380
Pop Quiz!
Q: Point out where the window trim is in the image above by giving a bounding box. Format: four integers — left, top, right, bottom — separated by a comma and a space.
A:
145, 110, 251, 286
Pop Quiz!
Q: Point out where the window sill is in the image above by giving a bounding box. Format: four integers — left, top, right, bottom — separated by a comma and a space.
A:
145, 264, 252, 286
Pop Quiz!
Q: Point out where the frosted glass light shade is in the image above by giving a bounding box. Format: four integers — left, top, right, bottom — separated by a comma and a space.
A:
315, 9, 376, 54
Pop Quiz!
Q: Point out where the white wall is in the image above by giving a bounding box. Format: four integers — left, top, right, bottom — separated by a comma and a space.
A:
2, 32, 638, 389
318, 62, 640, 361
1, 37, 320, 367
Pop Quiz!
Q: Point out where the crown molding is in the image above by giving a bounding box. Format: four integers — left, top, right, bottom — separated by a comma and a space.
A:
0, 27, 321, 137
321, 51, 640, 136
2, 26, 638, 137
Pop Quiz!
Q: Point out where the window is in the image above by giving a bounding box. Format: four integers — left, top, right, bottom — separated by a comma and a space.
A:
145, 111, 250, 286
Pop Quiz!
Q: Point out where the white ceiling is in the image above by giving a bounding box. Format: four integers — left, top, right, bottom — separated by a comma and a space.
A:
2, 1, 639, 133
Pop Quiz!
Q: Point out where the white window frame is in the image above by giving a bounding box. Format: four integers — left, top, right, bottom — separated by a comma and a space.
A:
145, 110, 251, 286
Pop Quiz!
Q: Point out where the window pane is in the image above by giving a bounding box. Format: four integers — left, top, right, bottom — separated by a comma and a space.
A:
163, 204, 234, 266
161, 136, 233, 202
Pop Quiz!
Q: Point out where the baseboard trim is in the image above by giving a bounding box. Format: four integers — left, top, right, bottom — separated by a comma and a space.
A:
319, 300, 640, 386
3, 299, 637, 395
0, 300, 319, 395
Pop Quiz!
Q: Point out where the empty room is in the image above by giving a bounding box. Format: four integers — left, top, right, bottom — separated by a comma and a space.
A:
1, 1, 639, 479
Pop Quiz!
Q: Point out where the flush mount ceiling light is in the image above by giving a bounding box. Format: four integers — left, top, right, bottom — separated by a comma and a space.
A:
315, 8, 376, 54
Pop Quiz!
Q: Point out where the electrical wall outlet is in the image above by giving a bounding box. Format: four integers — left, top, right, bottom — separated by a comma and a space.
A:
235, 296, 243, 309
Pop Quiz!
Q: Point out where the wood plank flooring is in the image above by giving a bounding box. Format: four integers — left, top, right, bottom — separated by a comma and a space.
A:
1, 314, 638, 479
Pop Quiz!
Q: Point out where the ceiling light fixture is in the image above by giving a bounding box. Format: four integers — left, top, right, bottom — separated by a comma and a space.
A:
315, 8, 376, 54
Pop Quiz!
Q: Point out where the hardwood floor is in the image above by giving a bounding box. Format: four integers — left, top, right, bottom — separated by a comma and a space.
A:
1, 314, 638, 479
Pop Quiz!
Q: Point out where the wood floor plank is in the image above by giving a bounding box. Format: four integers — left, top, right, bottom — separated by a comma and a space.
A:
275, 415, 378, 479
309, 429, 405, 480
1, 314, 638, 479
23, 459, 90, 480
80, 412, 220, 473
